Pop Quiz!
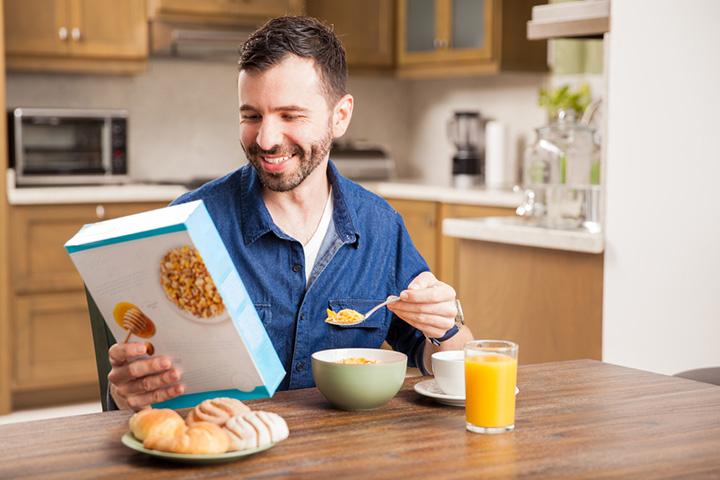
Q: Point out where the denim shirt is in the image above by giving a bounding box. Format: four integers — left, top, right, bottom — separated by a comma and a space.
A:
171, 161, 429, 390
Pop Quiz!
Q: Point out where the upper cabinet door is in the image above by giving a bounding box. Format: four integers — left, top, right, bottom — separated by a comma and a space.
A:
398, 0, 497, 70
68, 0, 147, 59
451, 0, 489, 50
4, 0, 71, 56
404, 0, 436, 53
307, 0, 394, 68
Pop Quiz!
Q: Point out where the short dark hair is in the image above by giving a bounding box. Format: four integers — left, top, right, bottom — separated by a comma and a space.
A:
239, 16, 347, 103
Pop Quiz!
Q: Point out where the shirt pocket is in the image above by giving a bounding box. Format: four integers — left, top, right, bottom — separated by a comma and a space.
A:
326, 299, 388, 349
253, 303, 272, 328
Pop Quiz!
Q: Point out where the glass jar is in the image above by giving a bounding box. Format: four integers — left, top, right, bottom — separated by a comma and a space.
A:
520, 109, 601, 229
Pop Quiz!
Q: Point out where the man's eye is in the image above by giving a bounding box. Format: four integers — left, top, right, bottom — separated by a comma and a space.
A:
241, 115, 260, 122
282, 114, 299, 121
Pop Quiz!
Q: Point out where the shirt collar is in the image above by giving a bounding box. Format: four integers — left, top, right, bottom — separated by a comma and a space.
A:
240, 161, 360, 246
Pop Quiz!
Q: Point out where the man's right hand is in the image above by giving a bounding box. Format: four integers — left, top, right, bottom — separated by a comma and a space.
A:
107, 342, 185, 411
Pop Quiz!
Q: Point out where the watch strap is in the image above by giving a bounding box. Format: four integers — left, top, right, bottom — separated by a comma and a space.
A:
429, 324, 460, 346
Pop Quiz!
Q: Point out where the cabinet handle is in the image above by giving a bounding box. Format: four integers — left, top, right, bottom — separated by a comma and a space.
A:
96, 205, 106, 219
71, 28, 81, 41
58, 27, 68, 41
433, 39, 449, 49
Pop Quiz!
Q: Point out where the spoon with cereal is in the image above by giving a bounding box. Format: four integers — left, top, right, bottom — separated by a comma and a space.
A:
325, 295, 400, 326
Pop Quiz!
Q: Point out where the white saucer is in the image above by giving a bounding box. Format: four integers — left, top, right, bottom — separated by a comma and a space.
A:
414, 379, 465, 407
414, 379, 520, 407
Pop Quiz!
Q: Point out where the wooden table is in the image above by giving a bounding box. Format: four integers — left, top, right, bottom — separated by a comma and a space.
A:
1, 360, 719, 479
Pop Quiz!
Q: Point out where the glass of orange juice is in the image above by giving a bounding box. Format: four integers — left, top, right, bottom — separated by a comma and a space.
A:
464, 340, 518, 434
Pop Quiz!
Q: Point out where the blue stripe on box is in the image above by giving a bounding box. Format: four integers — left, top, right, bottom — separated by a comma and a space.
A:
152, 386, 271, 409
64, 224, 187, 253
184, 202, 286, 396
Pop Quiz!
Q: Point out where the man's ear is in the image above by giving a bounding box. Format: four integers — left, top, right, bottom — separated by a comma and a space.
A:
332, 94, 354, 138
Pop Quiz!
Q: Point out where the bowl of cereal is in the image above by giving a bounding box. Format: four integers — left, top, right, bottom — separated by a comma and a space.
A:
311, 348, 407, 410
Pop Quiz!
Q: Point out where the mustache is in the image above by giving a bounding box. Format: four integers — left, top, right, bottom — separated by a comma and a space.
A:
247, 142, 304, 157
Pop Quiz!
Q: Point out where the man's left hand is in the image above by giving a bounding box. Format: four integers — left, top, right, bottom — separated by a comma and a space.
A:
387, 271, 457, 339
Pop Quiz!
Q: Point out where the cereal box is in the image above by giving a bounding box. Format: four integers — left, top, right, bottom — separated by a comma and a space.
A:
65, 200, 285, 408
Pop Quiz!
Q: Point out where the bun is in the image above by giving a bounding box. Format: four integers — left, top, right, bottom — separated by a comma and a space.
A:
186, 397, 250, 426
144, 421, 230, 455
224, 411, 289, 451
129, 408, 185, 441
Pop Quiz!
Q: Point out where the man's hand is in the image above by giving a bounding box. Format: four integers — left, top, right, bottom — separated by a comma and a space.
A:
387, 271, 458, 339
107, 342, 185, 411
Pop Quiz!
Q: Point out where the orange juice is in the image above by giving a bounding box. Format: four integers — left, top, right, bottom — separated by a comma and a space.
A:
465, 353, 517, 428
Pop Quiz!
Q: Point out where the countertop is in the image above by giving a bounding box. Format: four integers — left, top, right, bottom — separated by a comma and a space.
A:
1, 360, 719, 478
443, 216, 604, 254
362, 180, 523, 208
6, 170, 187, 205
6, 171, 520, 208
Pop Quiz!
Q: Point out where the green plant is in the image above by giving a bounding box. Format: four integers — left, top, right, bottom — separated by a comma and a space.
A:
538, 83, 592, 119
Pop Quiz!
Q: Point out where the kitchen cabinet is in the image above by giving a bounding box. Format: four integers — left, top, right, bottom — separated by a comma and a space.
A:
454, 239, 603, 364
397, 0, 547, 78
149, 0, 305, 25
4, 0, 148, 74
386, 198, 438, 272
307, 0, 394, 69
385, 198, 515, 282
385, 195, 601, 364
7, 202, 166, 409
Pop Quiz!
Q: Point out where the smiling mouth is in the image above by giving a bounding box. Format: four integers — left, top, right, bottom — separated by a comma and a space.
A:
262, 154, 295, 165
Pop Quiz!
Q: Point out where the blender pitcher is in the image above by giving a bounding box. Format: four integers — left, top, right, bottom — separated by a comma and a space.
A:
448, 111, 485, 188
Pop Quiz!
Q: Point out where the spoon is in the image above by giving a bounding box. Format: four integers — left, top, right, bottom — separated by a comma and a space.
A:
326, 295, 401, 326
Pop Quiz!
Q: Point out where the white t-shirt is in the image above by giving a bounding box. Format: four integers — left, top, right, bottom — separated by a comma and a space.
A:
303, 188, 334, 282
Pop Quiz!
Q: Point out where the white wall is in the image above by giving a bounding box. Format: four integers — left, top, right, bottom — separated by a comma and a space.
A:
603, 1, 720, 374
406, 73, 546, 184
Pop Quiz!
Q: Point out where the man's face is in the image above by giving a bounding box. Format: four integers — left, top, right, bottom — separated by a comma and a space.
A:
238, 55, 341, 192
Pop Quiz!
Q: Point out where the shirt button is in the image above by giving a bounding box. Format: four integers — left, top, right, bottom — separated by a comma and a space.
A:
292, 264, 301, 272
295, 362, 305, 372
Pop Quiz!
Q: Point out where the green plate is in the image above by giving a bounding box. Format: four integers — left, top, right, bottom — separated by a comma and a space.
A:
121, 432, 275, 464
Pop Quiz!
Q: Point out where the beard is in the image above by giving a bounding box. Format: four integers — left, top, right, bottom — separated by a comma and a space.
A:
243, 123, 333, 192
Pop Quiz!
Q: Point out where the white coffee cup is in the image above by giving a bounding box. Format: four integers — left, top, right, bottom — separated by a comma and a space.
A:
431, 350, 465, 396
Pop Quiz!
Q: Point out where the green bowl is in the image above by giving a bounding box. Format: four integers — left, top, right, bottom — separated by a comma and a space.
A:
311, 348, 407, 411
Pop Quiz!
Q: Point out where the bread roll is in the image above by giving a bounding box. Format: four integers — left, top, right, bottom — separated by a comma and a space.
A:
224, 411, 289, 451
144, 421, 230, 455
129, 408, 185, 441
186, 397, 250, 426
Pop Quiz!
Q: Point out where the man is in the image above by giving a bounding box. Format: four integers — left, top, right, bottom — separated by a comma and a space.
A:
107, 16, 473, 411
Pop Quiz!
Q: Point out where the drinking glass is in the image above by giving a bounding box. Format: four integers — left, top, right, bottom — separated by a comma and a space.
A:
464, 340, 518, 434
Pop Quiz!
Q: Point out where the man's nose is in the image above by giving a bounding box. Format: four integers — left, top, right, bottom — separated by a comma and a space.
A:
256, 118, 283, 151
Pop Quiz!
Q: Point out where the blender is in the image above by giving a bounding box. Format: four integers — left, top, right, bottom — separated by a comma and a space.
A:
448, 111, 486, 188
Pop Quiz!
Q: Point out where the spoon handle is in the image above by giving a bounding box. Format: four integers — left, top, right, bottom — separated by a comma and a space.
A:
363, 295, 401, 320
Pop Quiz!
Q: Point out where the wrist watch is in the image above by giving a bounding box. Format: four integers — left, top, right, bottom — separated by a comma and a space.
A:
429, 299, 464, 346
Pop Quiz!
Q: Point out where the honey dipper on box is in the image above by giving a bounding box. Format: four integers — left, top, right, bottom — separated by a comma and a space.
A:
113, 302, 157, 355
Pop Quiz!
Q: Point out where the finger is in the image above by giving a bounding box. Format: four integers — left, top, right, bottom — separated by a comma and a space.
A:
126, 384, 186, 412
115, 367, 183, 398
400, 283, 455, 304
394, 312, 454, 337
108, 355, 173, 385
407, 271, 437, 290
388, 300, 457, 318
109, 342, 147, 367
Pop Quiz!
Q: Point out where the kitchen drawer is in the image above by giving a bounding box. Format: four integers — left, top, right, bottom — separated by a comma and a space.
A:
12, 291, 97, 390
10, 202, 166, 293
